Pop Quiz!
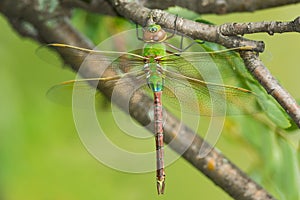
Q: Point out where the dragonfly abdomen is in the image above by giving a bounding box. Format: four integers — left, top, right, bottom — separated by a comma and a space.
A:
154, 91, 165, 194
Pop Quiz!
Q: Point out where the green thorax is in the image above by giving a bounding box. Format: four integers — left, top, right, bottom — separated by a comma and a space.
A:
143, 42, 167, 92
143, 42, 167, 58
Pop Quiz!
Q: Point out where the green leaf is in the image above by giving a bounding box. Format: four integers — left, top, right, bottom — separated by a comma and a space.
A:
274, 136, 300, 200
195, 18, 214, 25
226, 115, 299, 200
168, 6, 200, 20
247, 81, 291, 129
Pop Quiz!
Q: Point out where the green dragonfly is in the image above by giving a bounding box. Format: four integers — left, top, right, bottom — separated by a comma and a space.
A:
45, 16, 260, 194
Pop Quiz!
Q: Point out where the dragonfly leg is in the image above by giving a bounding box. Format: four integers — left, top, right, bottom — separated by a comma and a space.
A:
164, 36, 202, 53
180, 39, 205, 52
136, 23, 144, 41
165, 14, 179, 40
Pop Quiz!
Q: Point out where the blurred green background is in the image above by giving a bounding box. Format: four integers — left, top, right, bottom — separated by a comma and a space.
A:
0, 4, 299, 200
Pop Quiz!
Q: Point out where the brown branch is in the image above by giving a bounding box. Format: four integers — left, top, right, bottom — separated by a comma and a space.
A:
110, 3, 265, 51
240, 51, 300, 128
220, 17, 300, 36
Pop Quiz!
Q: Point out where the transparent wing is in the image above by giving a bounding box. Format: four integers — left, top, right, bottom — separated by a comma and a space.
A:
45, 44, 260, 115
162, 70, 261, 116
46, 69, 148, 107
160, 47, 251, 85
38, 43, 146, 74
47, 67, 260, 116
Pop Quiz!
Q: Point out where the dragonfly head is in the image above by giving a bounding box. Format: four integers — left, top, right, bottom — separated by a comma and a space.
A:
143, 24, 167, 43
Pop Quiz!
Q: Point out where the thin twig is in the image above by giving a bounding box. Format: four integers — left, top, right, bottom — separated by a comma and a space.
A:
240, 51, 300, 127
220, 16, 300, 36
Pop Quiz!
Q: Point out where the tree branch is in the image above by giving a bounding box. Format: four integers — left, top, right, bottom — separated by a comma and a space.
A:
110, 3, 265, 51
240, 51, 300, 128
220, 17, 300, 36
61, 0, 300, 15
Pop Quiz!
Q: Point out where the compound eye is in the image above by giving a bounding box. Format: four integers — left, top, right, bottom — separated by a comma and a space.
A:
149, 27, 157, 32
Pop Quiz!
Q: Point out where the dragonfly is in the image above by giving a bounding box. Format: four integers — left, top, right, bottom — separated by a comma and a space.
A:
44, 16, 260, 194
